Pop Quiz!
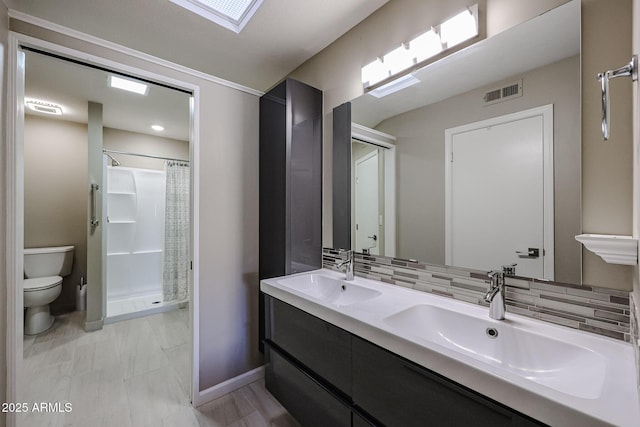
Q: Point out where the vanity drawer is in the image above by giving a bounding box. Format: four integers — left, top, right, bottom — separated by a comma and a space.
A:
352, 336, 545, 427
265, 343, 351, 427
266, 296, 352, 395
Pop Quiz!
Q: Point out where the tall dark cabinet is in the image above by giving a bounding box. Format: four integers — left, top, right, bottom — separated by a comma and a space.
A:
259, 78, 323, 350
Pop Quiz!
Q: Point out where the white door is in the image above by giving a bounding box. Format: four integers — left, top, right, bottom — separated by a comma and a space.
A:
355, 151, 380, 254
445, 105, 554, 279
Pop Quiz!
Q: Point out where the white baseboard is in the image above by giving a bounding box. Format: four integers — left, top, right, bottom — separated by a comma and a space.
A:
194, 366, 265, 407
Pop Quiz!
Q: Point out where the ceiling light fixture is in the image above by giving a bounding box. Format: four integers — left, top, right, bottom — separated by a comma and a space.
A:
151, 125, 165, 132
109, 75, 149, 95
362, 4, 479, 91
170, 0, 263, 33
25, 99, 63, 115
440, 7, 479, 48
368, 74, 421, 99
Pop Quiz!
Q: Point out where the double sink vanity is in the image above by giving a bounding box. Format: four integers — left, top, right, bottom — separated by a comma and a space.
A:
261, 268, 639, 426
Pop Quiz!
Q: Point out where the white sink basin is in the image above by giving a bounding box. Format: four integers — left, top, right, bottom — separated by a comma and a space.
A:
383, 304, 607, 399
276, 273, 381, 307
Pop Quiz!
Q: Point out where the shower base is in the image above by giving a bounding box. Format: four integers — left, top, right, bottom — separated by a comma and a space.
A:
105, 292, 188, 324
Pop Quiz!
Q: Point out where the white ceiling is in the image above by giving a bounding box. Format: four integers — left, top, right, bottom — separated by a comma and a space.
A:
351, 0, 581, 128
25, 50, 191, 140
8, 0, 389, 91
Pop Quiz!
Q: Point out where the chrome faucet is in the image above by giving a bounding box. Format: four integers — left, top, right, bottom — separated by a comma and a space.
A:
336, 249, 355, 281
484, 270, 506, 320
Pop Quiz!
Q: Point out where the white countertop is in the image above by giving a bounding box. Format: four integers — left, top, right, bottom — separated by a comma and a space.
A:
261, 268, 640, 427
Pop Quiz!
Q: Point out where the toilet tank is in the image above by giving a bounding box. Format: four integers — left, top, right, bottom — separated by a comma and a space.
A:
24, 246, 75, 278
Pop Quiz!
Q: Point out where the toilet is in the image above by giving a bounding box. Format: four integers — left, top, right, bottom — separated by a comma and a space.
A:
23, 246, 75, 335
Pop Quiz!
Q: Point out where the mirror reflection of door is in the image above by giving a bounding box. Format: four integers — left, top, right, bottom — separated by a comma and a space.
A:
355, 150, 380, 254
445, 105, 554, 279
352, 141, 384, 255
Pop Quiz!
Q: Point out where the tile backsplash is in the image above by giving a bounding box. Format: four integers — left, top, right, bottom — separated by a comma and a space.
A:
323, 248, 631, 341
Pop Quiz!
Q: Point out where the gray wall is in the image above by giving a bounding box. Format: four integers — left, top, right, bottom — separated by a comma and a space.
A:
23, 115, 189, 314
9, 18, 262, 391
376, 56, 581, 284
104, 127, 189, 170
581, 0, 634, 290
24, 116, 88, 313
0, 2, 8, 426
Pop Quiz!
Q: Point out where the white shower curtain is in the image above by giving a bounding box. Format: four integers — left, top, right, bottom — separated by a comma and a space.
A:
163, 161, 190, 302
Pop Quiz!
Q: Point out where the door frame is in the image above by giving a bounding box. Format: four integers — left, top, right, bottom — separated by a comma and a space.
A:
6, 31, 202, 420
351, 123, 397, 257
444, 104, 554, 278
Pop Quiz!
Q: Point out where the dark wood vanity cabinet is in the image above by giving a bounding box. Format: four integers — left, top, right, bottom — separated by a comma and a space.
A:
263, 295, 545, 427
265, 344, 352, 427
266, 297, 352, 395
258, 78, 323, 352
352, 336, 543, 427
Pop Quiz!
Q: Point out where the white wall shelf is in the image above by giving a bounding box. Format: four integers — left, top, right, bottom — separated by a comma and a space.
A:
575, 234, 638, 266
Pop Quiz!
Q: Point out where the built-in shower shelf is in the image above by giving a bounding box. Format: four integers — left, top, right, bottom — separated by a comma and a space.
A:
107, 252, 130, 256
575, 234, 638, 265
134, 249, 163, 254
108, 220, 136, 224
108, 191, 136, 195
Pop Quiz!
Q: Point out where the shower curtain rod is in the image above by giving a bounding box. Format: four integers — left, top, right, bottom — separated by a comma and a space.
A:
102, 148, 189, 163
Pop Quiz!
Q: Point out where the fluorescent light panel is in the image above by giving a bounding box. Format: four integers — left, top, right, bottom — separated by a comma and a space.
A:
170, 0, 263, 33
362, 4, 478, 89
25, 99, 63, 115
368, 74, 420, 98
109, 76, 149, 95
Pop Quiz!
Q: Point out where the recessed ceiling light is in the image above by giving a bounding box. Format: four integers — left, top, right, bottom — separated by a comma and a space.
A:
151, 125, 165, 132
170, 0, 263, 33
25, 99, 63, 115
109, 75, 149, 95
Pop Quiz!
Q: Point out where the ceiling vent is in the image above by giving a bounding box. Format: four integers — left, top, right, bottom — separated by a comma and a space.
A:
483, 79, 523, 105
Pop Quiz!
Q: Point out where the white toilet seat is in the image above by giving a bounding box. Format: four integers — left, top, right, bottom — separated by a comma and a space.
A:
24, 276, 62, 292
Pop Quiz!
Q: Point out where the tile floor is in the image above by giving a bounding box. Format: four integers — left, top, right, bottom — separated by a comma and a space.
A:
21, 308, 298, 427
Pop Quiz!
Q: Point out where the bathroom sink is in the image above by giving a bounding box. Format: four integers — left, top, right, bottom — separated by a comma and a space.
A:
276, 273, 381, 307
383, 304, 607, 399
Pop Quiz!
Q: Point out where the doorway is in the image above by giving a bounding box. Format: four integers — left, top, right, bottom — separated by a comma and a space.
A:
350, 123, 397, 258
7, 34, 200, 423
354, 148, 381, 255
444, 105, 554, 279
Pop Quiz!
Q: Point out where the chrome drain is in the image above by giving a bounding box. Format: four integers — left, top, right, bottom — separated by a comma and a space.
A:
486, 327, 499, 339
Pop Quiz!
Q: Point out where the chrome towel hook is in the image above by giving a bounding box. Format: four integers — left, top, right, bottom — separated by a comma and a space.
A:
597, 55, 637, 140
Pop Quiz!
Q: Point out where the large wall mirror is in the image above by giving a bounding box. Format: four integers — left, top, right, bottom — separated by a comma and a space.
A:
334, 0, 584, 284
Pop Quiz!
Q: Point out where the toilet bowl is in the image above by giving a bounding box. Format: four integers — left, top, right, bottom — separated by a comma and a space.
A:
23, 246, 74, 335
24, 276, 63, 335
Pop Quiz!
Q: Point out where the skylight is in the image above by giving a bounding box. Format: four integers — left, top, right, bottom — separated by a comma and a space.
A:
170, 0, 263, 33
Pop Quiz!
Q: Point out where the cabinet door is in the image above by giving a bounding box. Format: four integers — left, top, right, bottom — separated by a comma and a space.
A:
267, 296, 352, 396
352, 337, 544, 427
265, 344, 351, 427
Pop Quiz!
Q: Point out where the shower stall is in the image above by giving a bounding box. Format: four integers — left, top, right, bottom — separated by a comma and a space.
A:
102, 151, 190, 320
